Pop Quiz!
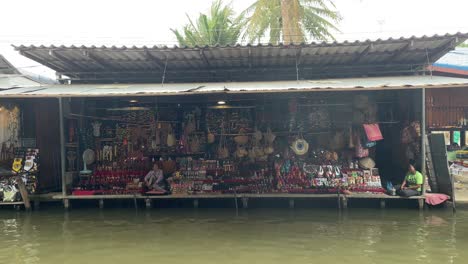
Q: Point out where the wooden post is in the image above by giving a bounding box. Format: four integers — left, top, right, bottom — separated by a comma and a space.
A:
418, 198, 424, 210
193, 199, 199, 208
421, 88, 427, 195
380, 199, 386, 209
63, 198, 70, 209
289, 199, 295, 209
58, 98, 67, 208
145, 198, 152, 209
16, 176, 31, 210
242, 197, 249, 209
341, 196, 348, 209
99, 199, 104, 209
34, 200, 40, 210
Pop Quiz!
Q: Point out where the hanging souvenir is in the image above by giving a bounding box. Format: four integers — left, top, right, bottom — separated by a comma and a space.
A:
253, 129, 263, 143
348, 127, 355, 148
363, 123, 384, 141
91, 121, 102, 137
190, 135, 201, 153
265, 127, 276, 144
167, 125, 176, 147
207, 128, 215, 144
185, 113, 196, 135
234, 128, 249, 145
291, 136, 309, 156
355, 136, 369, 158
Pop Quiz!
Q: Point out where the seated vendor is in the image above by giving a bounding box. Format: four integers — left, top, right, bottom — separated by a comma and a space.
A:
144, 163, 166, 193
397, 164, 423, 197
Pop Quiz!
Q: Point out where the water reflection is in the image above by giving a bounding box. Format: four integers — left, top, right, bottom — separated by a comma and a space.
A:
0, 209, 466, 264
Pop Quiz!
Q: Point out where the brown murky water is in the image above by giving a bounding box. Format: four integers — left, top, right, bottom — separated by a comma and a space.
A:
0, 208, 467, 264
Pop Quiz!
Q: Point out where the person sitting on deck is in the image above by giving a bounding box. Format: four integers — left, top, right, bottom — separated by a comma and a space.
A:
144, 163, 166, 193
396, 164, 423, 197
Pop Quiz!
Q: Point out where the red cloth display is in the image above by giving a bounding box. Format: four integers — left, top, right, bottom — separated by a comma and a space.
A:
363, 124, 384, 141
425, 193, 450, 205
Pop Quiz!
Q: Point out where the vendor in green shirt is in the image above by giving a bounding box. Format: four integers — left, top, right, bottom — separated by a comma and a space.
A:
397, 164, 423, 197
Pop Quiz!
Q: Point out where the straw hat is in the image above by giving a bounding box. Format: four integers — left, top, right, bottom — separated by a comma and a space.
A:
358, 157, 376, 169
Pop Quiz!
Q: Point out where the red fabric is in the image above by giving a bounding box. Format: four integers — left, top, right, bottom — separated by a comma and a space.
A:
425, 193, 450, 205
363, 124, 384, 141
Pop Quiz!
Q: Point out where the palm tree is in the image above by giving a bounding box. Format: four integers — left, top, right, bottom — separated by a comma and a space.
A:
243, 0, 341, 44
171, 0, 245, 47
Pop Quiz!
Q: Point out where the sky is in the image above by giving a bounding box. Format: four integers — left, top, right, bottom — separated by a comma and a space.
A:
1, 0, 467, 78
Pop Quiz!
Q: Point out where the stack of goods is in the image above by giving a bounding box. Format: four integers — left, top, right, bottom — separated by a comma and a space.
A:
0, 148, 39, 202
275, 150, 384, 194
73, 157, 148, 195
401, 121, 421, 161
170, 158, 274, 195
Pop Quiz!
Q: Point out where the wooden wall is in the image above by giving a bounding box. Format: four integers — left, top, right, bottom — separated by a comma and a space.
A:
426, 87, 468, 128
33, 99, 61, 192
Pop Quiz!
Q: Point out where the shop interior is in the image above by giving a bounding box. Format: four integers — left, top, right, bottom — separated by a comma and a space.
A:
53, 89, 423, 197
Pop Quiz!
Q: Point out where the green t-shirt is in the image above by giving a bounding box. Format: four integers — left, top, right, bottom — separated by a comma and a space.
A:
405, 171, 423, 192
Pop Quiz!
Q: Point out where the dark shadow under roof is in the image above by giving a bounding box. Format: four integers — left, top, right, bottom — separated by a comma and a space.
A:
14, 33, 468, 84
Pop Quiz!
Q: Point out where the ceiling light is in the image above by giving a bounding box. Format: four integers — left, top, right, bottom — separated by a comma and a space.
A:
217, 101, 226, 105
129, 100, 138, 103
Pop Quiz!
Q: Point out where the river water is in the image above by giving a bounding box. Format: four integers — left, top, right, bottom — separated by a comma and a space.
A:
1, 208, 467, 264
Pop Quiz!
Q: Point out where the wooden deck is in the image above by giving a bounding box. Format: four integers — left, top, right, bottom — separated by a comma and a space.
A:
47, 193, 426, 210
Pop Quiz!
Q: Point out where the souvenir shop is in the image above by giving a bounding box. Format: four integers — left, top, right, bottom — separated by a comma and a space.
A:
63, 88, 423, 198
0, 100, 42, 203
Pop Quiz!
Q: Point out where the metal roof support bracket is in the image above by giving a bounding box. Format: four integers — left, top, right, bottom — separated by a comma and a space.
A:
386, 40, 414, 61
49, 50, 85, 73
82, 50, 111, 70
353, 43, 374, 64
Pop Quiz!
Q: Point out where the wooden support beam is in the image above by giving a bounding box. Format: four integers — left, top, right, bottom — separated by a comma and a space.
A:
418, 198, 425, 210
380, 199, 386, 209
145, 198, 152, 209
16, 176, 31, 211
242, 197, 249, 209
341, 196, 348, 209
63, 198, 70, 209
34, 200, 40, 210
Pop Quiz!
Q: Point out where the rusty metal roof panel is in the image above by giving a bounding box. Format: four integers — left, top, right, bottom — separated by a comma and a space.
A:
14, 33, 468, 83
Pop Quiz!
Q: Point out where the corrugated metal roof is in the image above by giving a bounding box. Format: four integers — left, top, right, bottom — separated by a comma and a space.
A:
0, 75, 467, 98
431, 48, 468, 76
0, 74, 43, 89
14, 33, 468, 84
0, 55, 20, 75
